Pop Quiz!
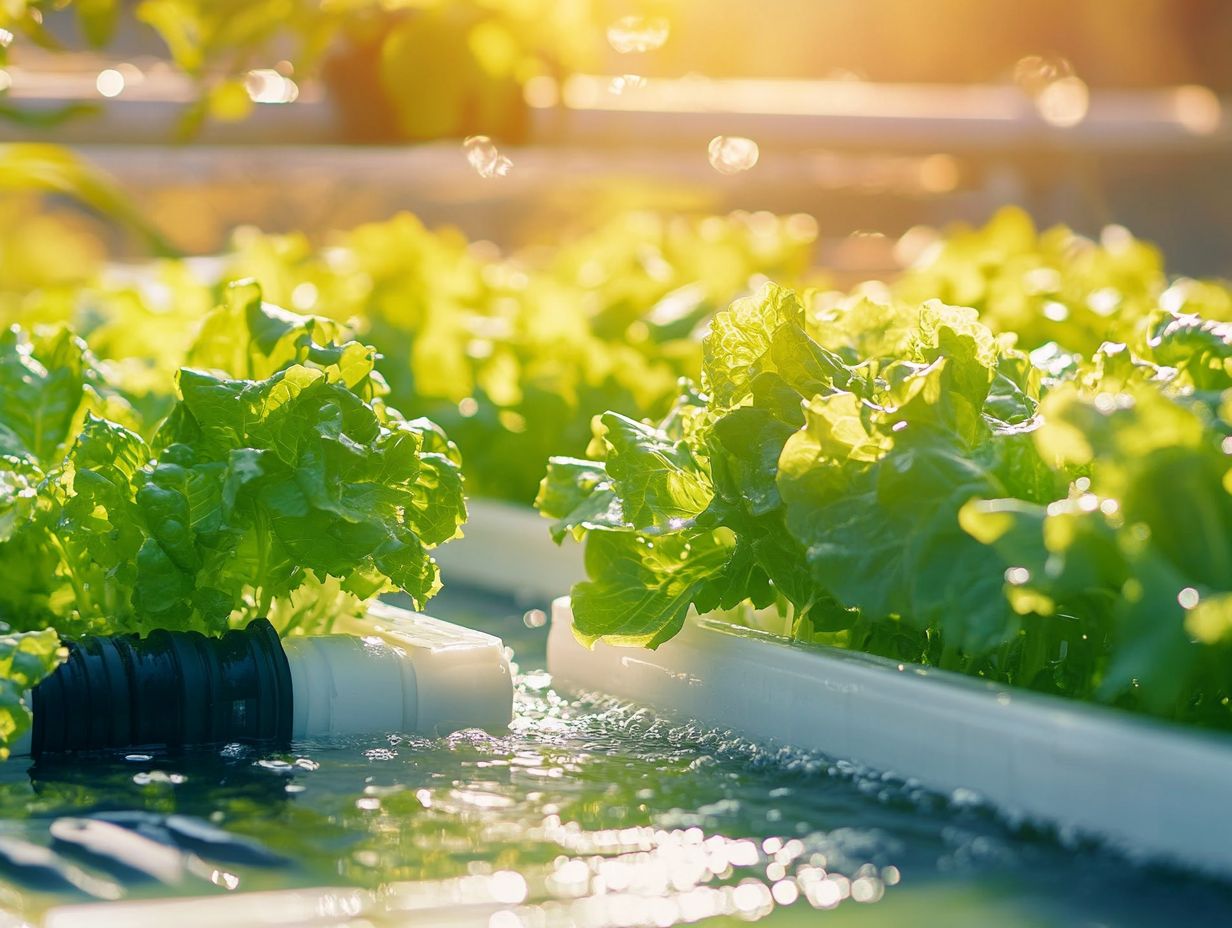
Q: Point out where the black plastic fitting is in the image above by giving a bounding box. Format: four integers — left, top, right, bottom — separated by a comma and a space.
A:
30, 619, 293, 758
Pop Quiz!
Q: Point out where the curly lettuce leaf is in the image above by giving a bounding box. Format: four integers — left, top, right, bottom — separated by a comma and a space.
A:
0, 629, 64, 760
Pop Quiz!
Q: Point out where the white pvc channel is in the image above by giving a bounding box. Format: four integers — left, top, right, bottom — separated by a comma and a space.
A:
434, 499, 585, 601
548, 598, 1232, 879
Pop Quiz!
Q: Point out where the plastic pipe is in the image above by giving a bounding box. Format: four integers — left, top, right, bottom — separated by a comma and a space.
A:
11, 605, 512, 758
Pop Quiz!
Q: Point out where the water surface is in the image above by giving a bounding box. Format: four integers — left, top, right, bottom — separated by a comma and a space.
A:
0, 585, 1228, 926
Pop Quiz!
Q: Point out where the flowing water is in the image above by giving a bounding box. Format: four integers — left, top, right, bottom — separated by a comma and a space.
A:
0, 585, 1229, 927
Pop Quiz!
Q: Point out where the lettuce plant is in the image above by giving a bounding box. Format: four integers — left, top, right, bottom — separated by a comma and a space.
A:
0, 281, 466, 754
540, 277, 1232, 731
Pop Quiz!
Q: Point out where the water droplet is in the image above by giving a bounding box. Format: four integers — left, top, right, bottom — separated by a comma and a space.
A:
1173, 84, 1222, 135
208, 868, 240, 890
708, 135, 760, 174
950, 786, 983, 808
772, 879, 799, 905
523, 74, 559, 108
804, 878, 844, 909
1035, 76, 1089, 128
464, 136, 513, 178
1178, 587, 1201, 609
245, 68, 299, 104
523, 609, 547, 629
1004, 567, 1030, 586
290, 281, 318, 310
116, 62, 145, 86
918, 153, 959, 193
133, 770, 187, 785
606, 16, 670, 54
851, 875, 885, 903
1013, 54, 1073, 97
491, 870, 528, 904
609, 74, 647, 95
96, 69, 125, 98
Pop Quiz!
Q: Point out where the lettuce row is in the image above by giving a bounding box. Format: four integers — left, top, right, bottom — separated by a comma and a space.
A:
222, 211, 819, 503
539, 279, 1232, 731
0, 281, 467, 752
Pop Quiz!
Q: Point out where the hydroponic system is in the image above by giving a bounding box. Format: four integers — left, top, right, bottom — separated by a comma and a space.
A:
0, 2, 1230, 926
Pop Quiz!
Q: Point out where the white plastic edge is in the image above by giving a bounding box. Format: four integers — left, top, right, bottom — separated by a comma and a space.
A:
325, 600, 514, 736
282, 635, 418, 739
548, 596, 1232, 877
433, 499, 584, 601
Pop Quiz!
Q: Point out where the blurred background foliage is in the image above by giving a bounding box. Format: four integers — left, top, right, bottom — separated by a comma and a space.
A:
0, 0, 1230, 139
0, 0, 604, 139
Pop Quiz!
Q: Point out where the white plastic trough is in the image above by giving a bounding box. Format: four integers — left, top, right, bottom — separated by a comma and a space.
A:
434, 499, 585, 601
548, 597, 1232, 878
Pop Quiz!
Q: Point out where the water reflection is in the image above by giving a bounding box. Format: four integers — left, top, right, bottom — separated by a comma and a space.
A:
0, 585, 1227, 925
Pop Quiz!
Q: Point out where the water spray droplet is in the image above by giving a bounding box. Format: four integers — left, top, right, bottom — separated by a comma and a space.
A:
1173, 84, 1222, 135
606, 16, 670, 54
707, 135, 760, 174
1013, 54, 1073, 97
463, 136, 513, 179
609, 74, 647, 95
245, 68, 299, 104
95, 68, 125, 98
1035, 75, 1089, 128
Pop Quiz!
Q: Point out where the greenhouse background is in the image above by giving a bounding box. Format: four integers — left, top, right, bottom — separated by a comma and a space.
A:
0, 1, 1231, 925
